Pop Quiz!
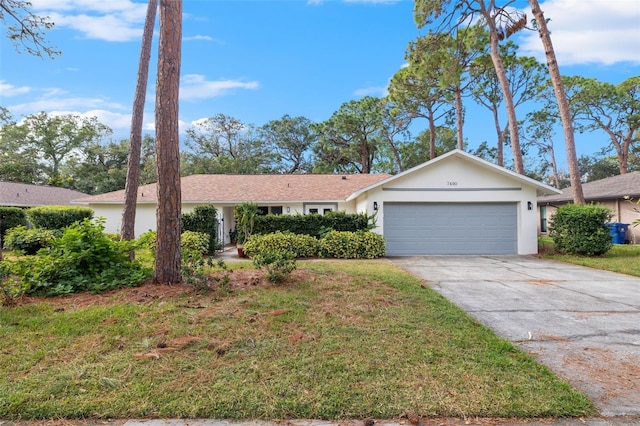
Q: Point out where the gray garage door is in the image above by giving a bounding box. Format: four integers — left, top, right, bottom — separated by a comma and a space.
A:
384, 202, 517, 255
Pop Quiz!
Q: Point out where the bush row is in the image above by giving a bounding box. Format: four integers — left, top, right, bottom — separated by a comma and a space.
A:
243, 230, 386, 259
253, 211, 372, 238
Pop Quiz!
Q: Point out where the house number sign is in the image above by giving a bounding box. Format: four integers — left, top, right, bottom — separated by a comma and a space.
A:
447, 181, 458, 186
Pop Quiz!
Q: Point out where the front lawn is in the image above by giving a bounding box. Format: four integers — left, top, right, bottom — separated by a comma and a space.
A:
539, 237, 640, 277
0, 260, 594, 420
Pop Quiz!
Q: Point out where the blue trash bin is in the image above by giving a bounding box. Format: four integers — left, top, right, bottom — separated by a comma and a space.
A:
606, 222, 629, 244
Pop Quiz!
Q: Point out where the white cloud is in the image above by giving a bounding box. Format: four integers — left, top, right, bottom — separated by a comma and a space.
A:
184, 35, 217, 42
31, 0, 148, 42
354, 86, 388, 97
9, 96, 126, 114
0, 80, 31, 97
518, 0, 640, 65
180, 74, 259, 100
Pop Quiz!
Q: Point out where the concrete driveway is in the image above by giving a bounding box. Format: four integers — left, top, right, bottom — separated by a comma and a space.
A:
389, 256, 640, 417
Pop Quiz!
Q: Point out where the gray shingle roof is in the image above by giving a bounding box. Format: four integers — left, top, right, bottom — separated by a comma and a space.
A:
0, 182, 89, 207
538, 171, 640, 203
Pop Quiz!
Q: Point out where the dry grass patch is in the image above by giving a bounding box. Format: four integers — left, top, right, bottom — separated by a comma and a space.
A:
0, 260, 594, 420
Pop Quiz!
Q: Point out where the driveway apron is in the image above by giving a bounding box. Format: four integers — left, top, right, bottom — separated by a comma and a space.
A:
389, 256, 640, 416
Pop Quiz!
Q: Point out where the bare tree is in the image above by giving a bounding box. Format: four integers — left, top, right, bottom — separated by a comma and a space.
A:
154, 0, 182, 285
121, 0, 158, 249
529, 0, 584, 203
0, 0, 60, 58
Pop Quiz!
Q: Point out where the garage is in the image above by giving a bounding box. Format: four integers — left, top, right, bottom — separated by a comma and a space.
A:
384, 202, 518, 255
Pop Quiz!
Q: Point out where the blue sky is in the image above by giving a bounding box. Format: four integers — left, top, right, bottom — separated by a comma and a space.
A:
1, 0, 639, 171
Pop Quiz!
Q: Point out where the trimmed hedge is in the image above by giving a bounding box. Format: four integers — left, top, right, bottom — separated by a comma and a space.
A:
182, 204, 218, 254
243, 232, 319, 258
244, 230, 386, 259
136, 230, 211, 257
26, 206, 94, 230
253, 211, 372, 238
319, 231, 386, 259
0, 207, 27, 243
549, 204, 612, 256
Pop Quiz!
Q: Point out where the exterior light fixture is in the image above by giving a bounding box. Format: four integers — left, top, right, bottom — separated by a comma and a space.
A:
527, 201, 533, 210
373, 202, 378, 211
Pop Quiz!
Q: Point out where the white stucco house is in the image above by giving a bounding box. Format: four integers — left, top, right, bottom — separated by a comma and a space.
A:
74, 150, 561, 255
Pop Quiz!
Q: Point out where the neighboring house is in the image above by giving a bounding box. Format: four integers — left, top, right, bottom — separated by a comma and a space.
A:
0, 181, 89, 208
538, 171, 640, 244
74, 150, 561, 255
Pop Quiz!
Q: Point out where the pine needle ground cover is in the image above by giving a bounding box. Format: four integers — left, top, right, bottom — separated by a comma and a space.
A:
0, 260, 594, 420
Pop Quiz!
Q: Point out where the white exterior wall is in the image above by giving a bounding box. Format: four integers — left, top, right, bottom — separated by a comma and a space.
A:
359, 156, 541, 255
88, 203, 157, 237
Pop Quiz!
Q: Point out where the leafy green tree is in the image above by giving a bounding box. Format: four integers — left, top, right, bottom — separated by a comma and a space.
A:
313, 96, 384, 174
410, 28, 486, 150
63, 140, 130, 195
388, 43, 451, 161
183, 114, 269, 174
14, 112, 112, 186
398, 127, 457, 171
258, 115, 317, 173
471, 40, 547, 166
567, 76, 640, 175
414, 0, 528, 174
0, 0, 60, 58
373, 100, 412, 174
0, 108, 42, 183
522, 109, 562, 188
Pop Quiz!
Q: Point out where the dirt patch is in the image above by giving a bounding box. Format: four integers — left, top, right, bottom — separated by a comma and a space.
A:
15, 268, 315, 310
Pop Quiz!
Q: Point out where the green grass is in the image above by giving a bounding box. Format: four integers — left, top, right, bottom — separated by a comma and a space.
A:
539, 237, 640, 277
0, 260, 595, 420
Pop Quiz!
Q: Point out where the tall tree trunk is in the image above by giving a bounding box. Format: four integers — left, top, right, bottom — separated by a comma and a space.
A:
490, 105, 504, 166
454, 88, 464, 150
154, 0, 182, 285
427, 109, 437, 159
486, 29, 524, 174
121, 0, 158, 249
529, 0, 584, 203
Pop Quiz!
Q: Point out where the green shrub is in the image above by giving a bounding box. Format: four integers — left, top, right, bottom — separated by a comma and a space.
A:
138, 230, 157, 252
549, 204, 613, 256
181, 230, 210, 261
182, 204, 218, 254
253, 211, 373, 238
137, 229, 210, 259
243, 231, 319, 258
7, 218, 150, 296
319, 231, 386, 259
26, 205, 94, 230
3, 226, 57, 254
0, 207, 27, 244
253, 250, 296, 283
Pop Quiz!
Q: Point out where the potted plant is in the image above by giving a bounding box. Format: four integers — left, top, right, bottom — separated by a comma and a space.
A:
229, 228, 238, 245
234, 202, 259, 257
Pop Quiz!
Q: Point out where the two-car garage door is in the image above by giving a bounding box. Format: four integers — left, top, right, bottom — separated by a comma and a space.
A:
384, 202, 517, 255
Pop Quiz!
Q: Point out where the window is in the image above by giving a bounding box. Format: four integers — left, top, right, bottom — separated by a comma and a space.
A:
257, 206, 269, 216
271, 206, 283, 215
540, 206, 547, 233
323, 208, 332, 214
309, 208, 319, 214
